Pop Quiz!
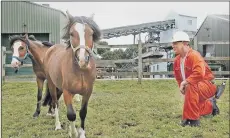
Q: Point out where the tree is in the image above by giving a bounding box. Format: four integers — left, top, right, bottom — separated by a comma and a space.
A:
100, 47, 141, 60
97, 41, 108, 45
97, 48, 110, 55
96, 41, 110, 55
123, 47, 138, 59
142, 47, 147, 53
101, 51, 114, 60
101, 49, 125, 60
189, 39, 194, 46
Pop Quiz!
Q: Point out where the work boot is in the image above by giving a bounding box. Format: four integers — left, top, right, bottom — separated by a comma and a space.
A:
181, 119, 190, 127
215, 82, 226, 99
211, 97, 220, 116
189, 120, 200, 127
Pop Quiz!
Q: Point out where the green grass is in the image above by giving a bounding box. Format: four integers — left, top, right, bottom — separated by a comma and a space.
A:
2, 80, 229, 138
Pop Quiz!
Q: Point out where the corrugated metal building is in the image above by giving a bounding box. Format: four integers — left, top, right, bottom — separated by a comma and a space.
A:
1, 1, 67, 75
193, 14, 229, 71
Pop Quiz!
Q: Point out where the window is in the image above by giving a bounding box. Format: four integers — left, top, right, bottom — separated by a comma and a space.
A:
152, 66, 155, 72
157, 65, 159, 71
188, 20, 192, 25
203, 45, 207, 57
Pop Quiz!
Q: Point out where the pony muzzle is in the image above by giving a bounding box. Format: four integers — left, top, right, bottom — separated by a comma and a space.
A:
78, 55, 90, 68
11, 59, 21, 73
11, 54, 27, 68
11, 58, 22, 68
74, 47, 90, 68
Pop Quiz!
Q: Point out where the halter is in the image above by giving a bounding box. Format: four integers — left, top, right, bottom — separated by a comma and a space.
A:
74, 45, 95, 64
12, 38, 32, 65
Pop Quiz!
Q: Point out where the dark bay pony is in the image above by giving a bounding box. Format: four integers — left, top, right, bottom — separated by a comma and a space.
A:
9, 34, 62, 117
42, 11, 101, 137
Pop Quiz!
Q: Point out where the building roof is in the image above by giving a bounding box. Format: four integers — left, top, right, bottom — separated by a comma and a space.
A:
178, 14, 197, 18
193, 14, 229, 38
211, 14, 229, 21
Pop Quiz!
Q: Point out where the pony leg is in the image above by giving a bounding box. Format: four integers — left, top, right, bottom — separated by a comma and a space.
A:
63, 89, 78, 138
33, 77, 45, 118
47, 88, 63, 117
69, 120, 78, 138
47, 78, 62, 130
45, 83, 55, 117
54, 104, 62, 130
46, 106, 55, 117
78, 96, 89, 138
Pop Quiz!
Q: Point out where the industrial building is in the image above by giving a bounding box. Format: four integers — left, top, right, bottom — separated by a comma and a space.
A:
1, 1, 67, 75
193, 14, 229, 72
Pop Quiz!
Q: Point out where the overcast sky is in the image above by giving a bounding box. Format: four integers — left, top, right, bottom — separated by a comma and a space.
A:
36, 2, 229, 45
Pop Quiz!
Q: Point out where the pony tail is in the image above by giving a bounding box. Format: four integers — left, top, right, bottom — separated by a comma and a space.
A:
42, 82, 51, 106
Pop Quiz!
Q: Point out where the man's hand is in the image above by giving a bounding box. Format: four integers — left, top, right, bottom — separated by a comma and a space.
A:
180, 85, 185, 94
180, 80, 188, 94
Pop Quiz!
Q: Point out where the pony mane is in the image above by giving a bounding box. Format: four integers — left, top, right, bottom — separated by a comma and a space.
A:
9, 35, 27, 48
28, 35, 37, 41
62, 16, 102, 48
9, 34, 53, 47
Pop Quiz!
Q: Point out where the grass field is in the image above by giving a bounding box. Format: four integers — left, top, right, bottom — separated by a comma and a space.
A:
2, 80, 229, 138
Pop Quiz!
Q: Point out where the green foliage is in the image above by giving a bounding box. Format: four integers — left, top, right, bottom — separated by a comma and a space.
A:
2, 80, 229, 138
101, 47, 138, 60
97, 41, 108, 45
123, 47, 138, 59
101, 49, 125, 60
97, 48, 110, 55
96, 41, 111, 55
190, 39, 194, 46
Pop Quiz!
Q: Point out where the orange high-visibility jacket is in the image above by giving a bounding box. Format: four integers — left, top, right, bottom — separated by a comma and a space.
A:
173, 48, 214, 87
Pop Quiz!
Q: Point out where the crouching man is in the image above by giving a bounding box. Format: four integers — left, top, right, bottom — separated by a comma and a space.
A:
172, 31, 225, 127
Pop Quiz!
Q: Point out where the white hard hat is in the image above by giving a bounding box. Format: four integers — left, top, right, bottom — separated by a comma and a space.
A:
171, 31, 190, 42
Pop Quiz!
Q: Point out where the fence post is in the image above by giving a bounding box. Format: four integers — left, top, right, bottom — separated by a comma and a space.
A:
2, 46, 6, 81
132, 34, 136, 80
138, 34, 142, 84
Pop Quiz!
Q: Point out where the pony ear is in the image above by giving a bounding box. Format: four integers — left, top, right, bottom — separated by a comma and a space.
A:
89, 13, 95, 20
66, 10, 74, 22
24, 33, 28, 39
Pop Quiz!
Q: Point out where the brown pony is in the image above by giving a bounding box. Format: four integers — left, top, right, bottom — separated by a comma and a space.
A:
9, 34, 62, 118
42, 11, 101, 137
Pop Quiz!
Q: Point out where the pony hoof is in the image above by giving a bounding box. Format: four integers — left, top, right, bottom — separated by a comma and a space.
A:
69, 126, 78, 138
68, 132, 78, 138
55, 122, 62, 130
33, 112, 40, 118
79, 134, 86, 138
68, 134, 78, 138
55, 125, 62, 130
46, 112, 55, 117
78, 128, 86, 138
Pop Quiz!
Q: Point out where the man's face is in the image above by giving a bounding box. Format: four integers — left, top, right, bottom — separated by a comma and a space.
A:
172, 41, 185, 55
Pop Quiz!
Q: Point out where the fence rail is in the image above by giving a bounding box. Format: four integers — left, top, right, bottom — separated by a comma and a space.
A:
2, 47, 230, 81
3, 57, 230, 68
97, 71, 229, 76
3, 71, 229, 80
